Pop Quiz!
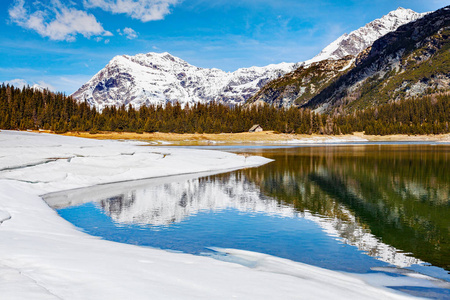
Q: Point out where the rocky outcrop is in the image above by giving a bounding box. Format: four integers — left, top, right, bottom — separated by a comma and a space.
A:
248, 56, 355, 108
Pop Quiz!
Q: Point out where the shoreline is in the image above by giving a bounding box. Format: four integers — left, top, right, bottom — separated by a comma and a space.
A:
55, 131, 450, 145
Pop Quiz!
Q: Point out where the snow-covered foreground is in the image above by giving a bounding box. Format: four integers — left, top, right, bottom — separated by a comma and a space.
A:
0, 131, 416, 299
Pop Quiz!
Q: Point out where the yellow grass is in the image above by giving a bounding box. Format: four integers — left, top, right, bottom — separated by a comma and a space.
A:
41, 130, 450, 145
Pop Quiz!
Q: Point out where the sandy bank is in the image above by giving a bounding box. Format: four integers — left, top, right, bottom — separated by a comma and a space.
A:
56, 130, 450, 145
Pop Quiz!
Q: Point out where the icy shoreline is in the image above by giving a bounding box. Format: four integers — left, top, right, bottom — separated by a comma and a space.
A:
0, 131, 416, 299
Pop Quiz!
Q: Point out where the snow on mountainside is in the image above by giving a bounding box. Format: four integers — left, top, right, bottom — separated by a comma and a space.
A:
307, 7, 427, 64
72, 52, 297, 110
71, 7, 426, 110
31, 84, 47, 92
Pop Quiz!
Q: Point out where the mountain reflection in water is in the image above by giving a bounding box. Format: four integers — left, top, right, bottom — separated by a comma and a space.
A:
97, 175, 296, 226
236, 145, 449, 271
47, 144, 449, 273
95, 175, 424, 269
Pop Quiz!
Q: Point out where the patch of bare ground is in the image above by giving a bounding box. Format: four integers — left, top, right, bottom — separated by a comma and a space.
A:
34, 130, 450, 145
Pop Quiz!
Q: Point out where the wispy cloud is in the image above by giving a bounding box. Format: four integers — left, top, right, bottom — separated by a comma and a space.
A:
118, 27, 138, 39
0, 67, 94, 94
3, 78, 29, 88
8, 0, 112, 42
83, 0, 180, 22
41, 75, 93, 94
3, 78, 56, 91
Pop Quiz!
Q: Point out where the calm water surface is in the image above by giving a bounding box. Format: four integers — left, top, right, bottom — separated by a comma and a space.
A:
44, 144, 450, 299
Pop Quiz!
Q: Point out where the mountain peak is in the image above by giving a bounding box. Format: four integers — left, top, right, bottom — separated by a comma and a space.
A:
72, 51, 297, 110
307, 7, 426, 64
31, 84, 46, 92
387, 7, 426, 18
302, 5, 450, 112
143, 51, 173, 57
391, 7, 415, 13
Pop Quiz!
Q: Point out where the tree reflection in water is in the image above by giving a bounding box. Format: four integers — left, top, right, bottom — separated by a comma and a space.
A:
235, 145, 449, 271
46, 145, 449, 273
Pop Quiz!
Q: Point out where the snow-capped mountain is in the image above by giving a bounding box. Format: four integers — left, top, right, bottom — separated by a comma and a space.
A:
302, 5, 449, 113
31, 84, 47, 92
72, 7, 426, 110
72, 52, 297, 110
307, 7, 427, 64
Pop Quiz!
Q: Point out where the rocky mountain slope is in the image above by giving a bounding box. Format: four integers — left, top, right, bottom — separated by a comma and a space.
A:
247, 56, 355, 108
247, 7, 428, 109
303, 6, 450, 113
72, 7, 426, 110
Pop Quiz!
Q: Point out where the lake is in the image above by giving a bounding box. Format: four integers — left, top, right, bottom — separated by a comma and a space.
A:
44, 144, 450, 299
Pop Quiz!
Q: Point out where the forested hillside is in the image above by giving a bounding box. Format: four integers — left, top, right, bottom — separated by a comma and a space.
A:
1, 85, 449, 135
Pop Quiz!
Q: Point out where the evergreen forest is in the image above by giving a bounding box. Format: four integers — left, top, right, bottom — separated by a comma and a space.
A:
0, 84, 449, 135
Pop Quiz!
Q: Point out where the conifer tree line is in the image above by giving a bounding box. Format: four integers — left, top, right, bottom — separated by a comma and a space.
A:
334, 94, 450, 135
0, 84, 449, 135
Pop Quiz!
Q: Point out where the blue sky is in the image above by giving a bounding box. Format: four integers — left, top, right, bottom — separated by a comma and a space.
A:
0, 0, 446, 94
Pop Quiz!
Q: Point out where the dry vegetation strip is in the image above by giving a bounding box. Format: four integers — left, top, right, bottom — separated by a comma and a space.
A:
55, 131, 450, 145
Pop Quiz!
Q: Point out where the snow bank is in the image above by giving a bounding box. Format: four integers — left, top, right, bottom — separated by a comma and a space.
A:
0, 131, 415, 299
0, 130, 269, 193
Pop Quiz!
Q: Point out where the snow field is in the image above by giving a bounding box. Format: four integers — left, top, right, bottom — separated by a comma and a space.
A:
0, 131, 416, 299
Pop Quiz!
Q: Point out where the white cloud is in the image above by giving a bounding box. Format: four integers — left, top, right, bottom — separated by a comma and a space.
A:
3, 79, 55, 91
4, 79, 29, 89
83, 0, 179, 22
9, 0, 111, 42
118, 27, 138, 39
